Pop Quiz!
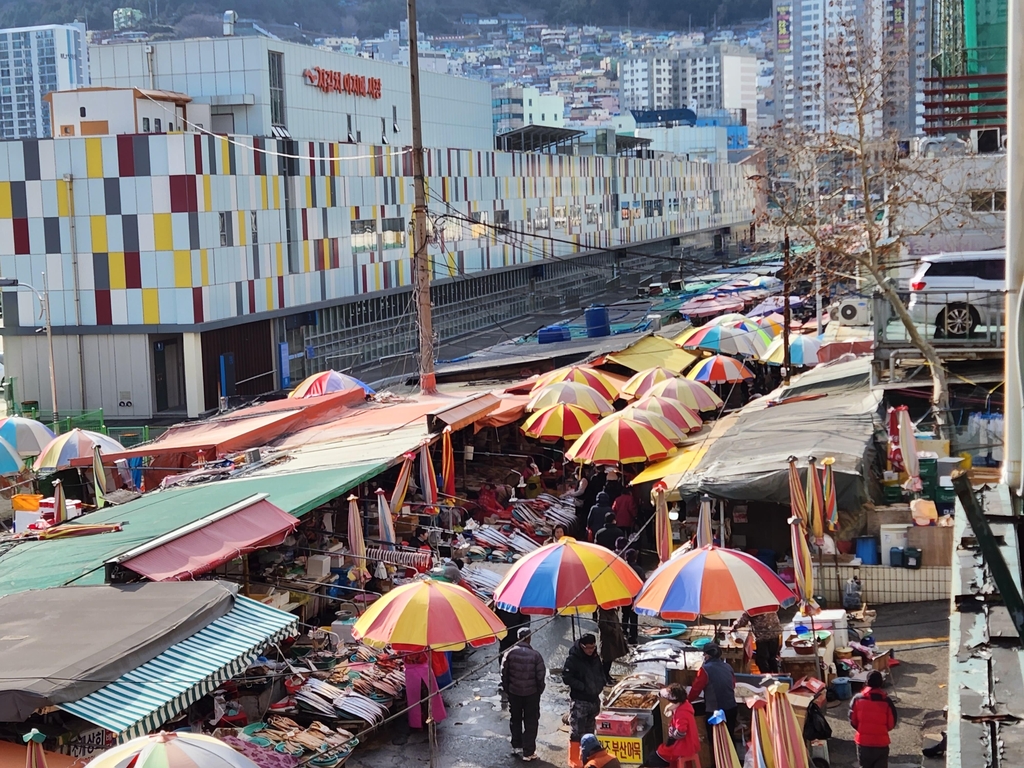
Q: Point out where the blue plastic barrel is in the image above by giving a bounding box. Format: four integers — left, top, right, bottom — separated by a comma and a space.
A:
856, 536, 879, 565
832, 677, 852, 700
585, 305, 611, 338
538, 325, 572, 344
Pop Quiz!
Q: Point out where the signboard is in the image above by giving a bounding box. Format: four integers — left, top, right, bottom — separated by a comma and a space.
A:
278, 341, 290, 388
303, 67, 383, 99
776, 4, 792, 54
891, 0, 905, 41
58, 727, 115, 758
598, 735, 646, 765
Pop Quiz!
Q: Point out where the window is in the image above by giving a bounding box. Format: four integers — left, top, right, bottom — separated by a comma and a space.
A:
381, 116, 388, 143
392, 104, 399, 132
79, 106, 85, 117
154, 118, 161, 132
494, 209, 510, 228
250, 210, 258, 244
351, 219, 377, 252
382, 217, 405, 249
552, 206, 567, 229
969, 190, 1005, 212
269, 51, 285, 126
219, 212, 231, 246
346, 114, 354, 142
533, 207, 550, 230
586, 203, 601, 225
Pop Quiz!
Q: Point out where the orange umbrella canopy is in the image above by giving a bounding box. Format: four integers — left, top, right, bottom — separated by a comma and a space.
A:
532, 365, 619, 400
565, 416, 676, 465
620, 367, 678, 400
521, 403, 601, 442
647, 378, 724, 412
630, 395, 703, 433
526, 381, 614, 415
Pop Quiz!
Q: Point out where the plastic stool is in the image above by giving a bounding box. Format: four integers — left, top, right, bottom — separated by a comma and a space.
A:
672, 759, 700, 768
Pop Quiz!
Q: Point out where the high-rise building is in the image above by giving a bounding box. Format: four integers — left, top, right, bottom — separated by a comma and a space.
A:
492, 85, 564, 135
619, 53, 680, 111
0, 23, 89, 139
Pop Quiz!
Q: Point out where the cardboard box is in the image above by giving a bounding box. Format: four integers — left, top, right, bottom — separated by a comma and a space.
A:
906, 525, 953, 567
596, 712, 641, 737
866, 505, 912, 537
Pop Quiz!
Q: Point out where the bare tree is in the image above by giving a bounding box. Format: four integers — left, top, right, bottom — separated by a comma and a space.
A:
759, 1, 1002, 435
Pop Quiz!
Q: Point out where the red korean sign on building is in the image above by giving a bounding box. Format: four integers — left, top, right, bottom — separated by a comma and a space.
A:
303, 67, 383, 99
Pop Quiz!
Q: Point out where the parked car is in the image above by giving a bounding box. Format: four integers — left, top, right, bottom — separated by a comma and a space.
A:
907, 250, 1005, 338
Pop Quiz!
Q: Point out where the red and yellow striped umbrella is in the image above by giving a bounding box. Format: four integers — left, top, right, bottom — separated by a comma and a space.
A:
390, 452, 415, 513
789, 516, 819, 616
787, 455, 808, 530
613, 408, 688, 445
565, 416, 676, 465
352, 579, 506, 651
526, 381, 614, 415
493, 537, 643, 615
685, 354, 755, 384
630, 396, 703, 433
620, 367, 677, 400
647, 378, 724, 412
822, 457, 839, 531
441, 426, 456, 502
533, 365, 619, 400
767, 683, 812, 768
806, 456, 825, 543
521, 403, 600, 442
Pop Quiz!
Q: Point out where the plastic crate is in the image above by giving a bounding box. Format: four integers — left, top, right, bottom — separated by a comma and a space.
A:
883, 484, 903, 503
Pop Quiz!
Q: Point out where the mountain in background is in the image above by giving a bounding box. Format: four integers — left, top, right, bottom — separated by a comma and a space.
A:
0, 0, 770, 38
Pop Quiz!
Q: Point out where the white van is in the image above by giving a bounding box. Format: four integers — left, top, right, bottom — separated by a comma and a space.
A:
907, 250, 1005, 337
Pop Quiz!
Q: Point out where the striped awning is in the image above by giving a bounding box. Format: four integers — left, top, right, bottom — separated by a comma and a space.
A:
59, 596, 297, 741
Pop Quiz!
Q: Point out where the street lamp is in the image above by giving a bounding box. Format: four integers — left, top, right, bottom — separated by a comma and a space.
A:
0, 276, 58, 427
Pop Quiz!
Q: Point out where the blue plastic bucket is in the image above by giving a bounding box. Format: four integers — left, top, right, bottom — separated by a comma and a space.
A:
832, 677, 852, 700
584, 305, 611, 338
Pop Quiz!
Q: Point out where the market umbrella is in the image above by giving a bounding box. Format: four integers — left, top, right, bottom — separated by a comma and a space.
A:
33, 429, 125, 472
755, 313, 785, 337
93, 444, 107, 510
766, 683, 812, 768
746, 700, 776, 768
347, 495, 371, 584
521, 403, 600, 442
685, 355, 755, 384
0, 417, 55, 458
671, 326, 700, 346
612, 408, 688, 445
352, 579, 506, 651
629, 396, 702, 433
23, 729, 47, 768
288, 370, 374, 398
653, 481, 672, 564
821, 457, 839, 531
620, 367, 677, 400
493, 536, 643, 615
761, 334, 822, 367
376, 488, 397, 548
51, 479, 67, 525
710, 709, 743, 768
564, 416, 676, 465
0, 435, 24, 476
634, 544, 796, 621
898, 406, 921, 492
706, 312, 751, 327
526, 381, 614, 415
696, 496, 714, 548
647, 378, 724, 412
805, 456, 826, 543
390, 451, 415, 514
419, 443, 439, 510
532, 365, 619, 401
750, 275, 783, 290
789, 516, 819, 616
682, 324, 761, 358
441, 426, 456, 503
787, 456, 808, 530
84, 732, 259, 768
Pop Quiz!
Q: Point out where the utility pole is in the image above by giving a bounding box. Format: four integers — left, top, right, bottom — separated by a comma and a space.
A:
407, 0, 436, 394
1004, 0, 1023, 494
783, 232, 792, 385
813, 163, 823, 335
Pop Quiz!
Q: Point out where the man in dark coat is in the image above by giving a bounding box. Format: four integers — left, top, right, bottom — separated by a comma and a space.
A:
501, 627, 546, 761
587, 492, 614, 542
562, 634, 605, 768
594, 512, 623, 551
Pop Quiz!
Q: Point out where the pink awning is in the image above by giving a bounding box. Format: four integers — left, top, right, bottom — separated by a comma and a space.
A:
120, 499, 299, 581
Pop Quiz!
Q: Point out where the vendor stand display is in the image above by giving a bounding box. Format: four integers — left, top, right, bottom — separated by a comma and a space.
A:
596, 676, 663, 766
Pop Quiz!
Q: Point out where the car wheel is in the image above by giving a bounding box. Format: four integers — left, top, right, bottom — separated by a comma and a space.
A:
936, 303, 979, 338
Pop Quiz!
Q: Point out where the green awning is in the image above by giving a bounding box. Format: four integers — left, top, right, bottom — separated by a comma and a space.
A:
0, 462, 385, 597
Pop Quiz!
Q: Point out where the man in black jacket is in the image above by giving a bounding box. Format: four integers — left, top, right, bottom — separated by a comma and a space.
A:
562, 634, 605, 768
587, 492, 614, 542
501, 628, 547, 761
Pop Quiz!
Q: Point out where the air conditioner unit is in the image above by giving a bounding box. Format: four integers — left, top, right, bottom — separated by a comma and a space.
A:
836, 299, 872, 327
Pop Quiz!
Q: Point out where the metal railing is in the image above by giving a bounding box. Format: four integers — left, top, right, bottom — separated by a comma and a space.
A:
873, 289, 1006, 349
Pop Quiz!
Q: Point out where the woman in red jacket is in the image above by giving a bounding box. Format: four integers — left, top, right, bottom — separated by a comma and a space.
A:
647, 684, 700, 767
849, 671, 898, 768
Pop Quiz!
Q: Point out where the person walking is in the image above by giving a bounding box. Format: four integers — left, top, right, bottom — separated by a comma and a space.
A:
580, 734, 622, 768
612, 490, 638, 531
562, 634, 606, 768
501, 627, 546, 762
619, 546, 645, 644
687, 644, 737, 745
597, 607, 628, 685
850, 671, 898, 768
730, 608, 782, 674
587, 492, 614, 542
595, 512, 623, 550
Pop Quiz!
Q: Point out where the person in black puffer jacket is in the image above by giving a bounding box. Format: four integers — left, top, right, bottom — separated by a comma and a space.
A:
501, 628, 547, 761
562, 634, 606, 768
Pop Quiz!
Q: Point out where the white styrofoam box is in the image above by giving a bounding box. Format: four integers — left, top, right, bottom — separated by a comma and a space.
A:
306, 554, 332, 578
14, 510, 42, 533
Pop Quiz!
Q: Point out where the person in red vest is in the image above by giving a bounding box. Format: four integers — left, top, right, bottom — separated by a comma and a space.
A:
849, 671, 898, 768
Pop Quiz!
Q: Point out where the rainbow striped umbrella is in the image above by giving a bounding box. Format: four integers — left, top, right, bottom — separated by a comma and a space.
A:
647, 378, 724, 412
822, 457, 839, 530
613, 408, 688, 445
620, 367, 677, 400
376, 489, 397, 548
493, 537, 643, 615
33, 429, 124, 472
766, 683, 812, 768
565, 416, 676, 465
533, 365, 619, 400
526, 381, 614, 415
706, 313, 751, 327
682, 324, 761, 357
685, 355, 755, 384
806, 456, 825, 543
630, 396, 703, 433
521, 403, 600, 442
419, 443, 438, 510
761, 334, 822, 367
789, 516, 819, 616
654, 482, 672, 563
634, 544, 796, 621
747, 700, 776, 768
0, 417, 55, 458
755, 313, 785, 337
84, 732, 259, 768
788, 456, 808, 530
352, 580, 506, 651
441, 426, 456, 502
710, 709, 743, 768
289, 369, 374, 398
23, 729, 48, 768
390, 452, 415, 513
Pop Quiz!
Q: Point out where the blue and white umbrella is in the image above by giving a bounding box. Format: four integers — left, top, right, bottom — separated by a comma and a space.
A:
0, 417, 55, 458
760, 334, 822, 367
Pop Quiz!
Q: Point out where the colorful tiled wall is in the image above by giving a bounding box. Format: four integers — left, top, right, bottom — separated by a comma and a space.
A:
0, 133, 755, 331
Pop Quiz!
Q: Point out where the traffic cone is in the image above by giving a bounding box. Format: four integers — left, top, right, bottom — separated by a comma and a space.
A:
568, 741, 582, 768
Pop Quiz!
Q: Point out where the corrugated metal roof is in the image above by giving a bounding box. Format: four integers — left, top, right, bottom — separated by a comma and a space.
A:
59, 596, 296, 740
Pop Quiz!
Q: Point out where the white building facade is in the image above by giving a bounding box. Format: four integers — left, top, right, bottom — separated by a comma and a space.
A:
0, 23, 89, 139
